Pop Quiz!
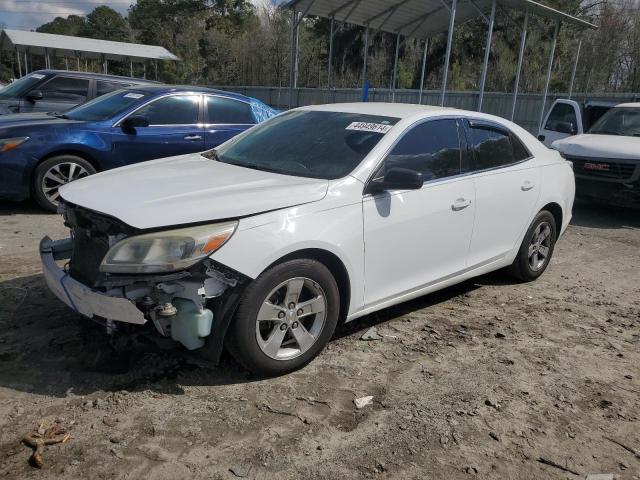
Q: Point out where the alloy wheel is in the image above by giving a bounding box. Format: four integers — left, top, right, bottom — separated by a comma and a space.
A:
255, 277, 327, 361
41, 162, 90, 206
528, 221, 552, 271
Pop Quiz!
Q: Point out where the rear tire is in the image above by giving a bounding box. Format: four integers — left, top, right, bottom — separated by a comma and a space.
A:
227, 259, 340, 377
508, 210, 557, 282
33, 155, 95, 212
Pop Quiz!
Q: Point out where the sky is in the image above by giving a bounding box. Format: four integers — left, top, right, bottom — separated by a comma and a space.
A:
0, 0, 282, 31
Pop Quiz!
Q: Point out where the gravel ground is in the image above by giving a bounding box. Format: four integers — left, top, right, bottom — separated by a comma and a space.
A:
0, 199, 638, 480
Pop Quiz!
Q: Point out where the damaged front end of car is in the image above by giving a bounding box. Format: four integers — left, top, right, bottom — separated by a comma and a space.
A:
40, 202, 249, 362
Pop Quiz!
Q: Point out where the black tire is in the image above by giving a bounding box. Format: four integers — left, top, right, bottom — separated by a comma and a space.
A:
508, 210, 557, 282
227, 259, 340, 377
33, 155, 96, 212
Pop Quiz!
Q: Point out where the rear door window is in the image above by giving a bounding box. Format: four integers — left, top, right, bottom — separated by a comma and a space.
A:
134, 95, 201, 125
382, 119, 462, 181
206, 96, 254, 124
39, 76, 90, 102
467, 121, 519, 171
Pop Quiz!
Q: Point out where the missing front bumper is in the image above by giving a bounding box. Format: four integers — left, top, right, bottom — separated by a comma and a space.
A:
40, 236, 147, 325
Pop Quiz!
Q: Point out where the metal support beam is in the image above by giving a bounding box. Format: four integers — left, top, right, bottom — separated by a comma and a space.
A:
154, 60, 158, 80
294, 12, 300, 88
327, 16, 334, 90
568, 38, 582, 98
391, 33, 401, 102
65, 56, 69, 70
328, 0, 358, 18
538, 20, 560, 132
340, 0, 362, 24
16, 48, 22, 77
288, 8, 297, 108
440, 0, 457, 106
76, 53, 80, 71
478, 0, 496, 112
130, 58, 133, 77
511, 9, 529, 121
418, 38, 430, 104
366, 0, 411, 29
362, 26, 370, 87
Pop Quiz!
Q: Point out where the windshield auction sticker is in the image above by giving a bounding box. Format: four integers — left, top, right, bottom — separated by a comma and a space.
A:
346, 122, 393, 134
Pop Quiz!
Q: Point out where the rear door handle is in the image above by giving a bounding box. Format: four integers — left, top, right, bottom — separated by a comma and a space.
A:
184, 134, 202, 141
451, 198, 472, 211
521, 181, 535, 191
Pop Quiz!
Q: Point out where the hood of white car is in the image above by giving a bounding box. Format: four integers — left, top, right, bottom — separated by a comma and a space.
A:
60, 153, 329, 229
552, 134, 640, 160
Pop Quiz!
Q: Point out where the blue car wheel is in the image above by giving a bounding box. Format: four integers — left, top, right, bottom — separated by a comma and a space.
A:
33, 155, 96, 212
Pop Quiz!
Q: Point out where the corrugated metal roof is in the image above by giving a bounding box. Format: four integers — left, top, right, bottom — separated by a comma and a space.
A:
284, 0, 597, 37
0, 29, 179, 61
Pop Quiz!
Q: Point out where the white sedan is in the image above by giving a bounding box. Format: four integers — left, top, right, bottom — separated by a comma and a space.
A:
41, 103, 575, 376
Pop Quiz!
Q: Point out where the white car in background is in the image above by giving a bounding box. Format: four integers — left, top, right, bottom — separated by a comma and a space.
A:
551, 103, 640, 207
41, 103, 575, 376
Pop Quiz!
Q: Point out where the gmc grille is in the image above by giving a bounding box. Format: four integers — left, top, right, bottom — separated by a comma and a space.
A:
566, 155, 638, 181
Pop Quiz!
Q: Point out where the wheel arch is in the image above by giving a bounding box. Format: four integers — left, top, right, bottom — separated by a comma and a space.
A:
37, 149, 102, 173
266, 248, 351, 324
540, 201, 563, 239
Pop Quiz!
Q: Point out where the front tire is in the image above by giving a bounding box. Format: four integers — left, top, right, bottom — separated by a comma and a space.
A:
508, 210, 557, 281
227, 259, 340, 377
33, 155, 95, 212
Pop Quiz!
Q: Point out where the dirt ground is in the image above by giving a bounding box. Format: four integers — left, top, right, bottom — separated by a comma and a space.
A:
0, 199, 638, 480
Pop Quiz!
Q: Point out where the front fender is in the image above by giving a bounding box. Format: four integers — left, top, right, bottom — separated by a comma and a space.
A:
210, 202, 365, 316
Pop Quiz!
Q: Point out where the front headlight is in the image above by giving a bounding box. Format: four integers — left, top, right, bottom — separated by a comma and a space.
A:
100, 221, 237, 274
0, 136, 29, 153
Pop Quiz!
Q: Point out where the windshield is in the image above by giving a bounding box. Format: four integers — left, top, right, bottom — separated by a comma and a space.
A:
0, 73, 49, 99
211, 110, 399, 179
64, 90, 151, 121
588, 107, 640, 137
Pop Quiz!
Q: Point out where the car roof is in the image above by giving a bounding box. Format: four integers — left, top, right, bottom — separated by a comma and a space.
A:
298, 102, 452, 119
124, 84, 256, 102
31, 69, 160, 84
614, 102, 640, 108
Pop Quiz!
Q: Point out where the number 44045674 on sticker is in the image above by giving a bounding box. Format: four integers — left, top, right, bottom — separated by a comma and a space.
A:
346, 122, 393, 134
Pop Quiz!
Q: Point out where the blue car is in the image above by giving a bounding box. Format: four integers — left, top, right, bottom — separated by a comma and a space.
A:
0, 85, 279, 210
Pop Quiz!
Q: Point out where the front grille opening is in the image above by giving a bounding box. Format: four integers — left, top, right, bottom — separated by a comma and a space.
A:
567, 155, 638, 181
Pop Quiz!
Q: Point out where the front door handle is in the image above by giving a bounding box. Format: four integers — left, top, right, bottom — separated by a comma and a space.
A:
184, 134, 202, 141
521, 181, 535, 191
451, 198, 472, 211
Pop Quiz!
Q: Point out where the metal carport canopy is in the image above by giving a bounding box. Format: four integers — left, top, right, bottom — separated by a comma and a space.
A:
285, 0, 596, 37
284, 0, 596, 127
0, 29, 180, 62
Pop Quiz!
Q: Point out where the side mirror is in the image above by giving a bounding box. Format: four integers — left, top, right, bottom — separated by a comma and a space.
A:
368, 167, 423, 193
26, 90, 43, 102
121, 115, 149, 132
555, 121, 577, 135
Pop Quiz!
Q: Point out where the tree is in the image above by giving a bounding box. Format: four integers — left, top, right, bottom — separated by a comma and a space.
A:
83, 6, 131, 42
37, 15, 86, 36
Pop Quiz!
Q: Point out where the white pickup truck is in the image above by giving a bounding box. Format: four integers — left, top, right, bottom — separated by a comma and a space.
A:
547, 103, 640, 208
538, 99, 617, 147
